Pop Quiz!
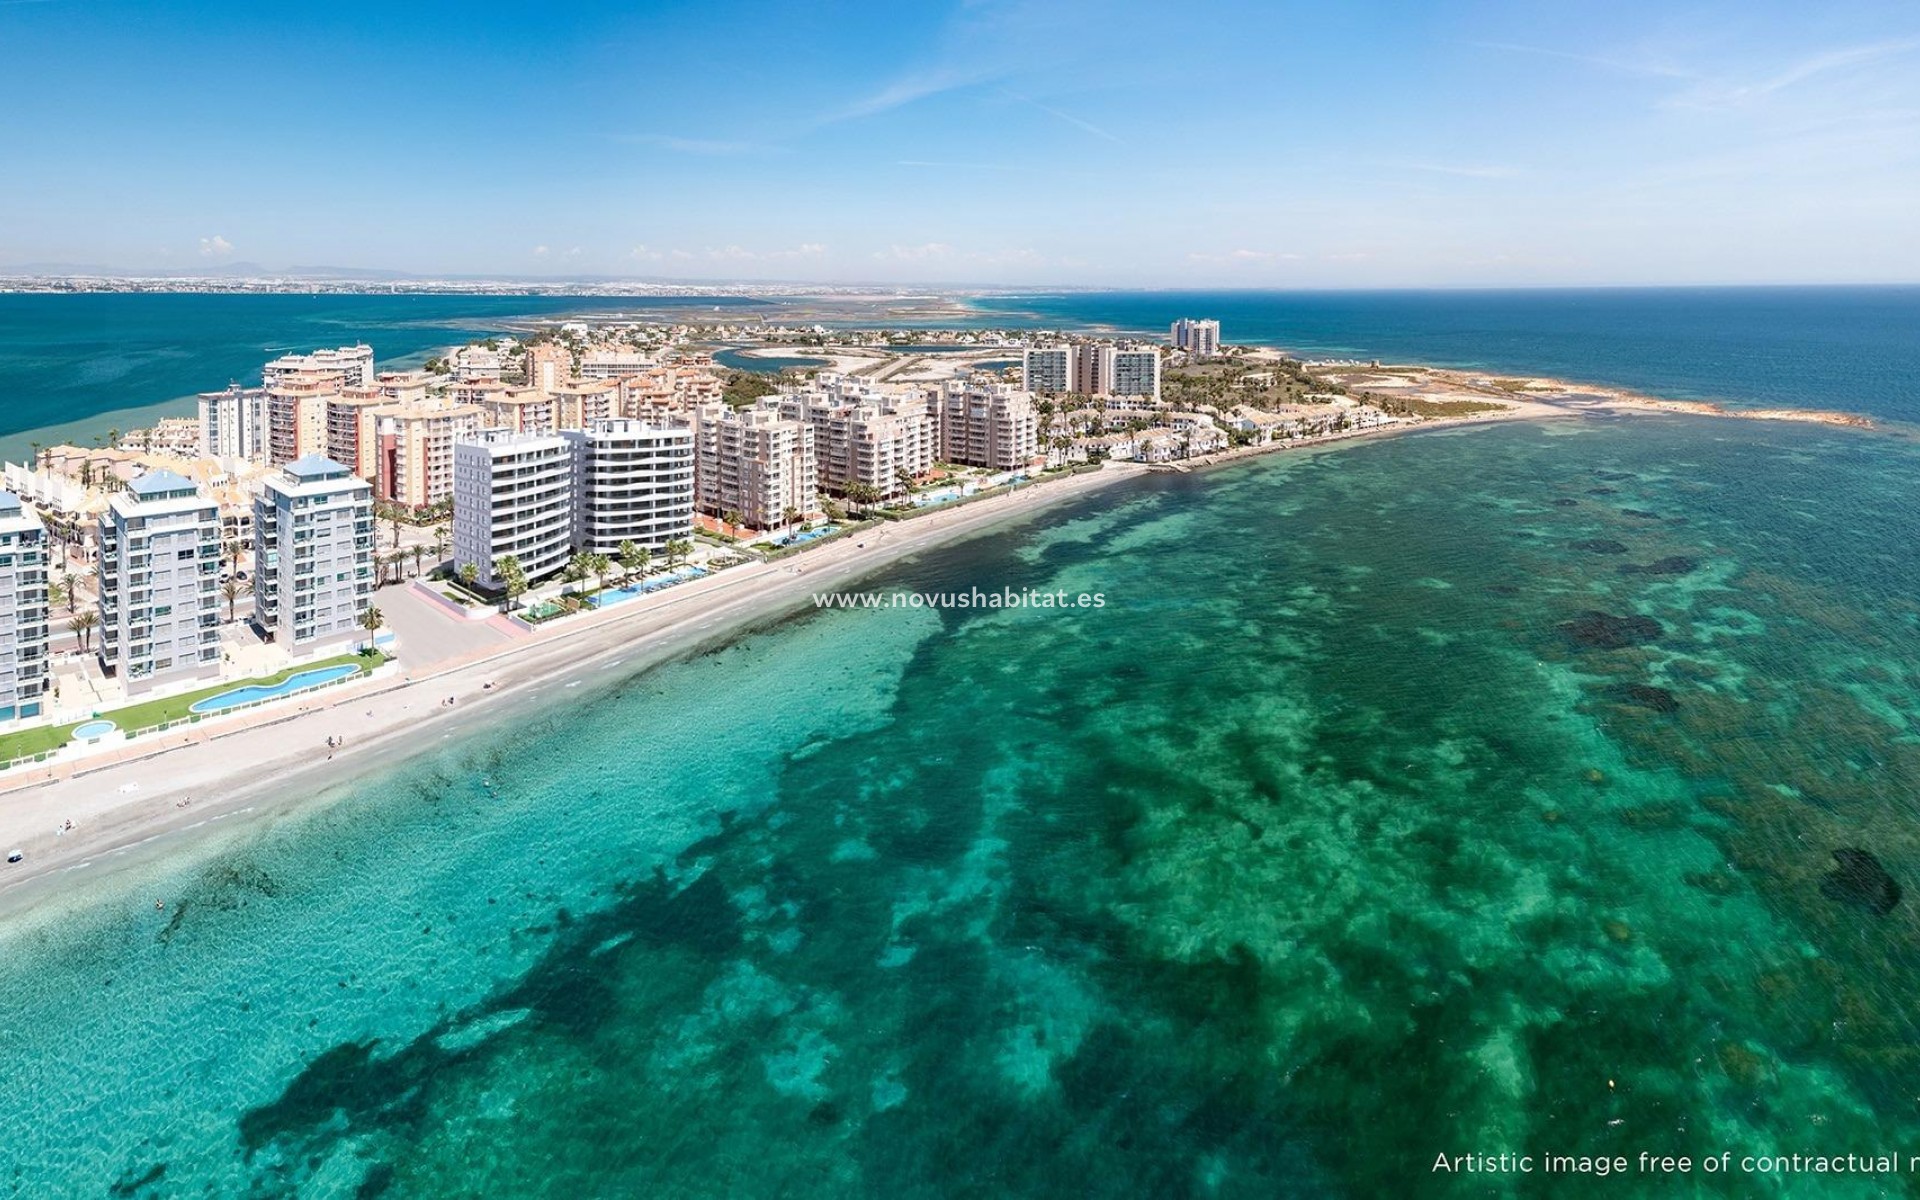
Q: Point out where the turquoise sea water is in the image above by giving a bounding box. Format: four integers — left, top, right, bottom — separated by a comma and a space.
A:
7, 410, 1920, 1195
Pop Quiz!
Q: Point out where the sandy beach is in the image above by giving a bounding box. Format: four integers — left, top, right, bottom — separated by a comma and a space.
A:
0, 373, 1877, 917
0, 461, 1146, 913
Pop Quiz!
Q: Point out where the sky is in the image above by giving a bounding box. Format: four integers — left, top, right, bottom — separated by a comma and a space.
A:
2, 0, 1918, 287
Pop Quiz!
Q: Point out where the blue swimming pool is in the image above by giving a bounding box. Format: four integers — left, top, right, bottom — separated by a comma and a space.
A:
588, 567, 708, 608
71, 720, 116, 740
188, 664, 362, 714
769, 524, 839, 547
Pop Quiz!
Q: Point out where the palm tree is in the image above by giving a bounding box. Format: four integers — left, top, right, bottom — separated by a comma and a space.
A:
617, 538, 641, 582
782, 505, 801, 540
562, 551, 593, 590
494, 555, 526, 613
220, 576, 252, 623
385, 549, 407, 586
457, 561, 479, 591
67, 610, 98, 654
590, 552, 613, 594
432, 524, 451, 563
410, 545, 425, 579
664, 538, 691, 569
357, 604, 384, 651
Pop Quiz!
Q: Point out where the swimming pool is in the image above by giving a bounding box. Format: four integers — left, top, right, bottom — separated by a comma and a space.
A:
769, 524, 839, 548
71, 720, 116, 740
588, 567, 708, 608
188, 664, 362, 714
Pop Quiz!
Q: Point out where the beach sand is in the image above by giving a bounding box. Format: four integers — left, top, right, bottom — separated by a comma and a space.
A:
0, 462, 1146, 912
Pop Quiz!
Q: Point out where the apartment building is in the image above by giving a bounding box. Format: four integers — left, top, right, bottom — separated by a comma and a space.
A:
251, 456, 375, 653
451, 431, 576, 587
97, 470, 221, 693
263, 344, 375, 390
198, 384, 265, 461
1106, 345, 1162, 398
368, 401, 483, 509
692, 405, 818, 530
324, 391, 388, 472
450, 345, 505, 382
777, 390, 933, 499
525, 343, 574, 393
579, 349, 654, 380
551, 379, 621, 430
1171, 318, 1221, 357
564, 420, 695, 553
263, 377, 338, 466
475, 388, 559, 435
0, 493, 49, 723
932, 379, 1040, 470
1023, 346, 1075, 394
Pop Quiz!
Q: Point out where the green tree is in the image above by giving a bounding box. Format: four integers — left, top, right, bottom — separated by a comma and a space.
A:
664, 538, 691, 569
67, 610, 98, 653
220, 576, 252, 622
590, 552, 613, 594
617, 539, 641, 582
457, 561, 479, 590
410, 545, 425, 579
357, 603, 384, 649
495, 555, 527, 613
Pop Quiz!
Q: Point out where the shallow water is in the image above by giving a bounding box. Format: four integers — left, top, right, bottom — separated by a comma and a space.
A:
5, 415, 1920, 1196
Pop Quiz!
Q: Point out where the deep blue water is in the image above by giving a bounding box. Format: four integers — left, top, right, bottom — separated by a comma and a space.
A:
0, 293, 772, 462
970, 287, 1920, 422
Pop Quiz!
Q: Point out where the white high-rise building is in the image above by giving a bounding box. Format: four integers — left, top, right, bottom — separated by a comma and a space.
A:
198, 384, 266, 461
97, 471, 222, 693
1023, 346, 1076, 394
1171, 318, 1222, 357
693, 406, 818, 530
563, 420, 695, 554
0, 492, 50, 724
263, 344, 375, 390
452, 431, 577, 588
1106, 345, 1162, 398
251, 456, 375, 653
933, 379, 1040, 469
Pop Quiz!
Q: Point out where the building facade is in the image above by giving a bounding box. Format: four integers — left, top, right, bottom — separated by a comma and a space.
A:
97, 471, 222, 693
452, 431, 577, 587
564, 420, 695, 554
1171, 318, 1222, 357
0, 493, 49, 723
198, 384, 265, 461
1023, 346, 1075, 394
932, 379, 1040, 469
777, 392, 933, 499
693, 406, 818, 530
251, 456, 375, 653
263, 344, 375, 390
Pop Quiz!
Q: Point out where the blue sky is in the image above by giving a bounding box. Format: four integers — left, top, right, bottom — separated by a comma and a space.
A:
2, 0, 1917, 286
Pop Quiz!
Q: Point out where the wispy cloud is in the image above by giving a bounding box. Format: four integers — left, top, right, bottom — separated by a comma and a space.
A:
1467, 39, 1696, 80
824, 66, 998, 123
1669, 38, 1920, 110
1002, 89, 1126, 144
701, 243, 827, 262
198, 234, 233, 257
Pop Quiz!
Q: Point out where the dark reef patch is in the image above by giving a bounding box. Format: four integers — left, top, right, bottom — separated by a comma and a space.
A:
1571, 539, 1630, 555
1560, 611, 1664, 651
1620, 556, 1699, 576
1607, 683, 1680, 713
1820, 849, 1902, 917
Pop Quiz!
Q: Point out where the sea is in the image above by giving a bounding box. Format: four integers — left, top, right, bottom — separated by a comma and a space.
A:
2, 288, 1919, 1197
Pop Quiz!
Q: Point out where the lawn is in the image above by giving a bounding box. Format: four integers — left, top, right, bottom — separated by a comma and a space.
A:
107, 650, 388, 735
0, 719, 84, 764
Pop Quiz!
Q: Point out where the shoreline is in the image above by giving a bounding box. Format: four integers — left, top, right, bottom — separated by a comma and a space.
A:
0, 461, 1147, 918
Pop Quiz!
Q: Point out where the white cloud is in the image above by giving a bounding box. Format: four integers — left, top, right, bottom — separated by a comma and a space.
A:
198, 235, 233, 257
1185, 248, 1301, 264
630, 245, 663, 261
532, 244, 550, 258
